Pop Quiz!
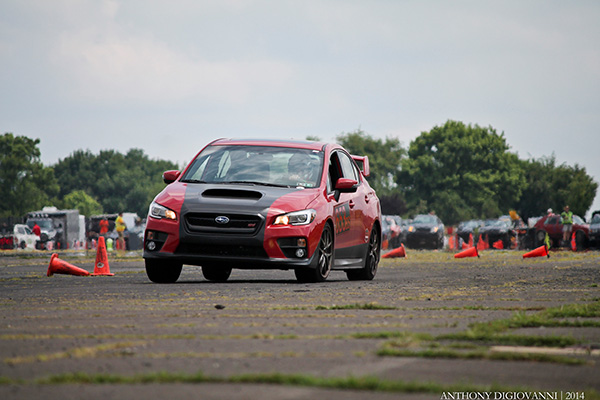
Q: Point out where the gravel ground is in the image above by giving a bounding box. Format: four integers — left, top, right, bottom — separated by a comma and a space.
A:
0, 249, 599, 399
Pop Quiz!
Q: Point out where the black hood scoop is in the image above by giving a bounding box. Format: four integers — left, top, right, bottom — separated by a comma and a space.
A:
202, 188, 263, 200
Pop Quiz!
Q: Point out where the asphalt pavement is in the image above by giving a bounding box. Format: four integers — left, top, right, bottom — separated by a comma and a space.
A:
0, 249, 599, 399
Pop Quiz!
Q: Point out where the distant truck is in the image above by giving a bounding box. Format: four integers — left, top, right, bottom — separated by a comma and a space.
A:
26, 207, 83, 249
0, 224, 39, 250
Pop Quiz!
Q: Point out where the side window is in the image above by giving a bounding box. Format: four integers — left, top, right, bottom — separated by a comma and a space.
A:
546, 216, 560, 225
328, 153, 342, 193
338, 152, 359, 181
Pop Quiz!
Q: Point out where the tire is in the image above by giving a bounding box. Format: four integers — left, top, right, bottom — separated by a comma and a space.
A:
347, 225, 380, 281
145, 259, 182, 283
20, 241, 26, 249
202, 265, 232, 282
295, 224, 333, 283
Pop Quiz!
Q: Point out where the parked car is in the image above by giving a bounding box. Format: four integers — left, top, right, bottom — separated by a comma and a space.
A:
478, 218, 515, 249
406, 214, 444, 249
587, 211, 600, 248
533, 213, 589, 249
143, 139, 381, 283
0, 224, 39, 250
456, 219, 483, 244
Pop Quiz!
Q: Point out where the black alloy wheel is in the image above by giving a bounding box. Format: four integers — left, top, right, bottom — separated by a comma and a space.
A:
347, 225, 380, 281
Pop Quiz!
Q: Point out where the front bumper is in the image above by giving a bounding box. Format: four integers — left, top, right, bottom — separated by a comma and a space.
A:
406, 232, 439, 247
143, 213, 321, 270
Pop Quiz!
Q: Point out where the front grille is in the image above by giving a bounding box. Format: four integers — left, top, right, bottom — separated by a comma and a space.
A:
185, 213, 263, 235
176, 243, 268, 258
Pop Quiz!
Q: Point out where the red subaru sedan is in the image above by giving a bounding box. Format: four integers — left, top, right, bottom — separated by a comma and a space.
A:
143, 139, 381, 283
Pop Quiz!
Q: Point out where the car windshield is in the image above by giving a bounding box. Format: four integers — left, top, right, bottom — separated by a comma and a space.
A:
591, 214, 600, 224
27, 220, 53, 230
459, 220, 479, 229
413, 215, 437, 224
484, 219, 508, 227
181, 145, 324, 188
573, 215, 585, 225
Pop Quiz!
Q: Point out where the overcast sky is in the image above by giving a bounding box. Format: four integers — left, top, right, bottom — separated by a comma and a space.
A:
2, 1, 599, 216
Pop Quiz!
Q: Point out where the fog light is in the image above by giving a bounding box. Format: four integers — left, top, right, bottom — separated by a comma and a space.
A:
297, 238, 307, 247
295, 248, 306, 258
147, 241, 156, 251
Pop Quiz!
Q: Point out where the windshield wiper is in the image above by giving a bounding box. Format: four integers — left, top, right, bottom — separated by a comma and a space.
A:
222, 181, 292, 188
180, 179, 206, 183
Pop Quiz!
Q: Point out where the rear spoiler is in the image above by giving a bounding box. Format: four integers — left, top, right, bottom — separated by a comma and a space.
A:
351, 155, 370, 177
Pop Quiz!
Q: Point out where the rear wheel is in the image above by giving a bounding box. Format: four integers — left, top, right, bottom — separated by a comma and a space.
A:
347, 225, 380, 281
295, 224, 333, 283
202, 265, 232, 282
145, 259, 182, 283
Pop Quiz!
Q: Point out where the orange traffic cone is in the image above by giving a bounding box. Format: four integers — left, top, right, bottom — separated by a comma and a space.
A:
92, 236, 114, 276
448, 235, 456, 250
454, 246, 479, 258
493, 240, 504, 249
477, 235, 488, 251
522, 245, 550, 259
571, 232, 577, 252
382, 239, 389, 250
382, 243, 407, 258
47, 253, 90, 277
468, 233, 474, 248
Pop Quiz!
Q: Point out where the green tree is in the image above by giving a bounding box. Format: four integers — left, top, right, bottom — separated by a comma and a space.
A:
336, 129, 406, 196
0, 133, 59, 217
53, 148, 178, 216
399, 120, 525, 225
62, 190, 103, 216
517, 155, 597, 220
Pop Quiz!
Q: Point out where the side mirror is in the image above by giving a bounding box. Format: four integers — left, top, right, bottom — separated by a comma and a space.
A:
335, 178, 358, 193
351, 155, 370, 177
162, 170, 181, 184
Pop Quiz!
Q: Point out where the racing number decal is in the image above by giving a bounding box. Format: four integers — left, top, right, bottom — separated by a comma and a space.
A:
334, 203, 351, 235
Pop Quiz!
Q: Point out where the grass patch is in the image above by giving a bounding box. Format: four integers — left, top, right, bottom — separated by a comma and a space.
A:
5, 370, 576, 397
4, 341, 146, 365
372, 299, 600, 365
316, 303, 397, 310
376, 346, 586, 365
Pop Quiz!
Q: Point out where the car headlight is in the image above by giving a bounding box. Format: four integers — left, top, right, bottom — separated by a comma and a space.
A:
273, 209, 316, 226
149, 201, 177, 221
430, 227, 439, 233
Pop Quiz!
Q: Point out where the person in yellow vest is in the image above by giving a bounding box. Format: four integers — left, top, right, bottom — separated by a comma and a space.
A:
561, 205, 573, 245
115, 212, 127, 251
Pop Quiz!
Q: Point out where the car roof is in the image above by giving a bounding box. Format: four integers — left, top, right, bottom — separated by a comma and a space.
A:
209, 138, 328, 151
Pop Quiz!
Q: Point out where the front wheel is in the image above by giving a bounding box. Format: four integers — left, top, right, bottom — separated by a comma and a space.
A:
347, 226, 380, 281
295, 224, 333, 283
145, 259, 183, 283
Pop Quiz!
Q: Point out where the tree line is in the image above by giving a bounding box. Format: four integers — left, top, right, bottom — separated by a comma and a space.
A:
1, 121, 597, 225
337, 120, 597, 224
0, 133, 177, 218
